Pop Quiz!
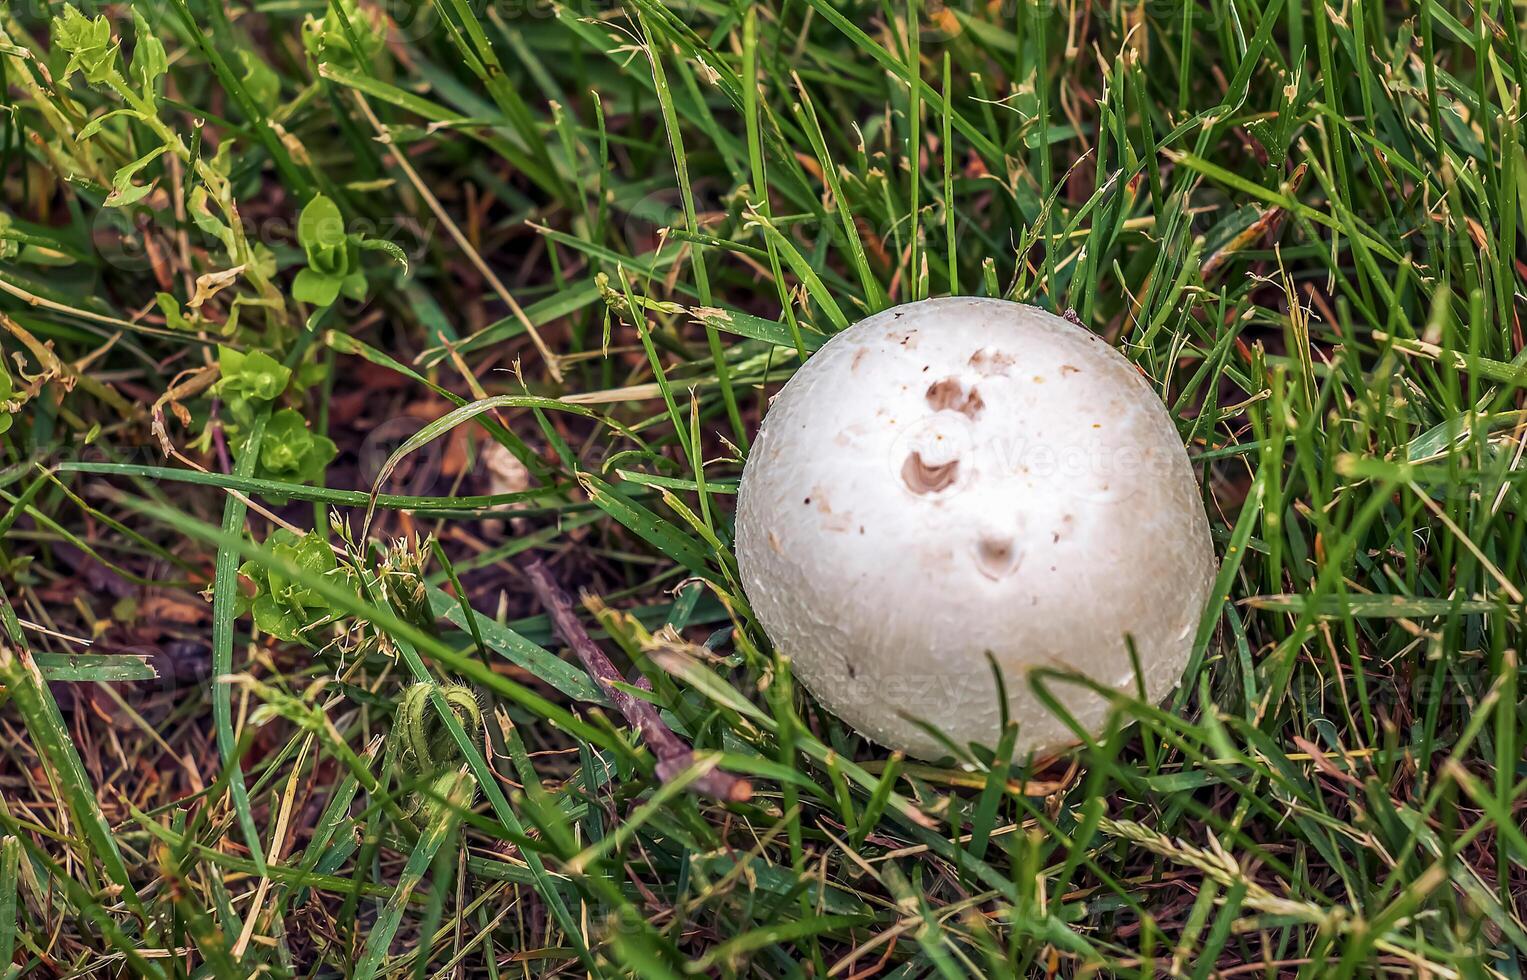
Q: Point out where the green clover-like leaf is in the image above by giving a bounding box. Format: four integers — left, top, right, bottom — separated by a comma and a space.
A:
258, 408, 337, 486
239, 529, 343, 642
217, 346, 291, 402
251, 592, 304, 641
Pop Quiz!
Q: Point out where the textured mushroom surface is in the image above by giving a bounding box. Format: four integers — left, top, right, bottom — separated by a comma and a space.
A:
734, 298, 1216, 759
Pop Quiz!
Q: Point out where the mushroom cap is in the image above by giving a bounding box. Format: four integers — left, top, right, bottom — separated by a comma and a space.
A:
734, 297, 1216, 760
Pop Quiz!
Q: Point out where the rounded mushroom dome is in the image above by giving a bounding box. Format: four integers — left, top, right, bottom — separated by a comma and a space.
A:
734, 297, 1216, 760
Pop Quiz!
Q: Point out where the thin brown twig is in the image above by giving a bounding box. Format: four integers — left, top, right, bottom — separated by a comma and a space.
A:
522, 560, 752, 803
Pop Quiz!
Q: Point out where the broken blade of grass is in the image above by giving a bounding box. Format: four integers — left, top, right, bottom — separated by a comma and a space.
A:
32, 652, 156, 683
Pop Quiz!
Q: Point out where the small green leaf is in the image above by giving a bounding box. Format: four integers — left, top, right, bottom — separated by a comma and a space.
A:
155, 293, 192, 331
293, 268, 343, 307
34, 652, 156, 683
238, 51, 280, 106
307, 240, 350, 277
340, 271, 367, 301
297, 195, 346, 252
252, 592, 304, 641
77, 108, 138, 142
189, 187, 236, 255
129, 9, 167, 89
105, 180, 157, 208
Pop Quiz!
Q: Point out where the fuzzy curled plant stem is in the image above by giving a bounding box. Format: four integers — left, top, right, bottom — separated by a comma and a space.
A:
522, 560, 752, 803
393, 682, 482, 816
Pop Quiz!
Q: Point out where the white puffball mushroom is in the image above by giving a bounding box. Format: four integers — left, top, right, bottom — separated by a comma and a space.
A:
735, 297, 1215, 760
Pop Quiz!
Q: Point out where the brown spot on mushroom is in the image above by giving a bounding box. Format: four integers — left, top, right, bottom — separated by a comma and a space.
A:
812, 487, 854, 531
925, 378, 985, 419
968, 347, 1016, 375
1060, 364, 1080, 376
901, 452, 959, 494
974, 536, 1019, 580
851, 348, 870, 372
767, 530, 783, 554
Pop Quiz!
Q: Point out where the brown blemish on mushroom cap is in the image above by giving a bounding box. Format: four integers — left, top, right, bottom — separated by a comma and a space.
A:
968, 347, 1016, 375
901, 451, 959, 494
809, 486, 854, 530
974, 535, 1020, 580
925, 378, 985, 419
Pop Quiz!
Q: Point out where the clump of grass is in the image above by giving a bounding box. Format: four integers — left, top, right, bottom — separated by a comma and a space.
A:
0, 0, 1523, 975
